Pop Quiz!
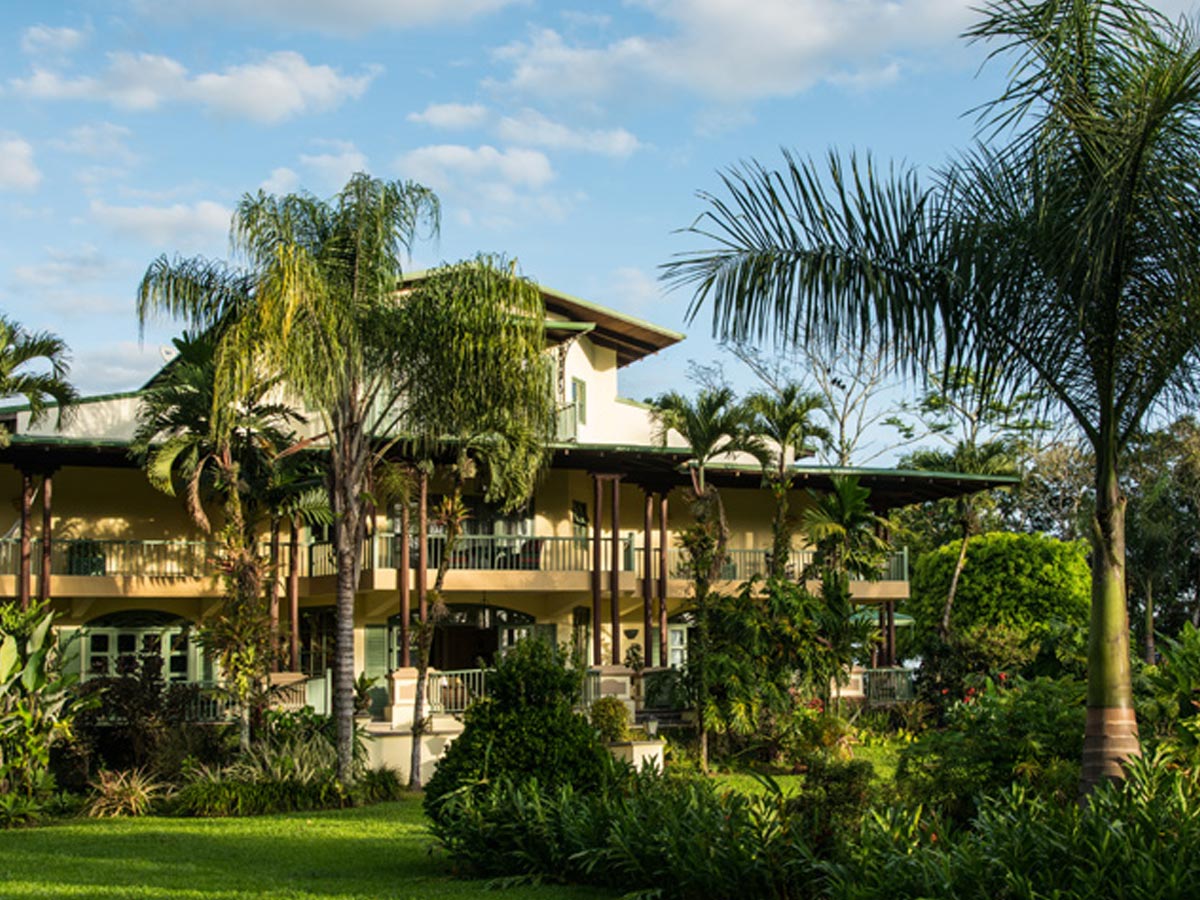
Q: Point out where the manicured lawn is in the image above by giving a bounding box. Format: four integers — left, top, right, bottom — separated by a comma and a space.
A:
0, 796, 618, 900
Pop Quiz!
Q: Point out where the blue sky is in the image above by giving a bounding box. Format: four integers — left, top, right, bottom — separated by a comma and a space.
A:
1, 0, 1192, 411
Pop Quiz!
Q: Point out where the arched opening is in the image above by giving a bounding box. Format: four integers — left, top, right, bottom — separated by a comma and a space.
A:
79, 610, 206, 683
388, 603, 550, 670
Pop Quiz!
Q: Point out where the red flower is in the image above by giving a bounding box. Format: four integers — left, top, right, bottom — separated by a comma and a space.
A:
998, 672, 1007, 682
941, 688, 949, 695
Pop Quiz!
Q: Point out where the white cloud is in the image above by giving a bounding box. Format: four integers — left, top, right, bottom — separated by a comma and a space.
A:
50, 122, 138, 164
0, 138, 42, 192
133, 0, 518, 35
408, 102, 489, 130
491, 0, 977, 102
261, 167, 300, 194
72, 341, 166, 394
12, 51, 376, 124
11, 245, 113, 289
90, 198, 231, 250
496, 108, 639, 157
398, 144, 554, 190
299, 140, 368, 190
608, 266, 662, 314
20, 25, 86, 56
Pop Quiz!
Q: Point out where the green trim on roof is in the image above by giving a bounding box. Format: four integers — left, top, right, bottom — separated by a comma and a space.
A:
7, 434, 133, 449
616, 396, 653, 410
790, 464, 1021, 485
401, 269, 685, 342
0, 389, 144, 416
544, 321, 596, 333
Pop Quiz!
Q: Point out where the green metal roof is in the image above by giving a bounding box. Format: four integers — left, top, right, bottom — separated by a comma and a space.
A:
0, 388, 144, 416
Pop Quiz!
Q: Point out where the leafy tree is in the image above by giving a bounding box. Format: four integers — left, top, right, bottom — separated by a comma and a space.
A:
665, 0, 1200, 787
139, 173, 440, 781
395, 255, 556, 789
745, 383, 831, 577
0, 314, 78, 446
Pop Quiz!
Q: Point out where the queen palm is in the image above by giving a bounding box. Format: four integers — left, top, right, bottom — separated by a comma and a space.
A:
139, 173, 440, 780
664, 0, 1200, 788
0, 315, 77, 445
745, 384, 831, 578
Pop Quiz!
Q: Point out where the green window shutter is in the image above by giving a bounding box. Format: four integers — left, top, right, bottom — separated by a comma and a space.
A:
648, 627, 661, 668
364, 625, 388, 678
533, 623, 557, 647
571, 378, 587, 425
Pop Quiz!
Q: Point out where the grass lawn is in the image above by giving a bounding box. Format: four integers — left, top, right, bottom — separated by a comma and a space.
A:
0, 796, 618, 900
712, 740, 903, 796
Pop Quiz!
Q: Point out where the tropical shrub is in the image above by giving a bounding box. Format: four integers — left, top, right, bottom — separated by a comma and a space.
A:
590, 697, 629, 743
826, 752, 1200, 900
86, 768, 168, 817
908, 532, 1090, 638
423, 639, 607, 822
0, 603, 80, 825
909, 532, 1090, 703
430, 768, 829, 898
895, 675, 1084, 821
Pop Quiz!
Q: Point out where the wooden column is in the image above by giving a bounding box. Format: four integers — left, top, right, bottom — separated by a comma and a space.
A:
887, 600, 897, 667
642, 490, 653, 667
591, 474, 603, 666
268, 522, 281, 671
878, 607, 888, 672
288, 517, 300, 672
19, 471, 32, 610
417, 470, 428, 624
610, 476, 622, 665
399, 490, 411, 667
657, 491, 668, 669
38, 472, 52, 603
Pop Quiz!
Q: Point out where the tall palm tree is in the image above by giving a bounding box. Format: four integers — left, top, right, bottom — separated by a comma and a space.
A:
664, 0, 1200, 790
0, 315, 77, 445
649, 387, 763, 770
745, 384, 831, 578
139, 174, 440, 780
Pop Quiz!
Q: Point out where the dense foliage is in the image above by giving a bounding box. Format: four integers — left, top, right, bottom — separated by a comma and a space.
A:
1, 604, 80, 825
423, 640, 607, 821
895, 676, 1084, 822
908, 532, 1090, 638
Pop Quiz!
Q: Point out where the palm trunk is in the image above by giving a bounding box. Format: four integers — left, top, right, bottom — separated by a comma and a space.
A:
410, 479, 463, 789
1081, 435, 1140, 792
1144, 578, 1155, 665
330, 409, 367, 785
770, 471, 791, 579
940, 522, 971, 638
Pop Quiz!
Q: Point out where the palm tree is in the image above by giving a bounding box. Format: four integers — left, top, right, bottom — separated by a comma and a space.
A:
802, 476, 891, 582
745, 384, 831, 578
0, 315, 77, 445
649, 387, 763, 770
132, 332, 303, 750
139, 174, 440, 780
664, 0, 1200, 790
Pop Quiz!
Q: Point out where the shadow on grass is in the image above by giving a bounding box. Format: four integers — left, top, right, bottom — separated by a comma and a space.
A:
0, 799, 613, 900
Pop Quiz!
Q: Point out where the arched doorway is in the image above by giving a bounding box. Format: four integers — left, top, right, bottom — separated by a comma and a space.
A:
79, 610, 206, 683
389, 603, 552, 670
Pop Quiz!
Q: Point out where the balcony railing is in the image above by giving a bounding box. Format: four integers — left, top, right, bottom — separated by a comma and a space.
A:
863, 667, 915, 704
425, 666, 602, 715
0, 536, 909, 581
